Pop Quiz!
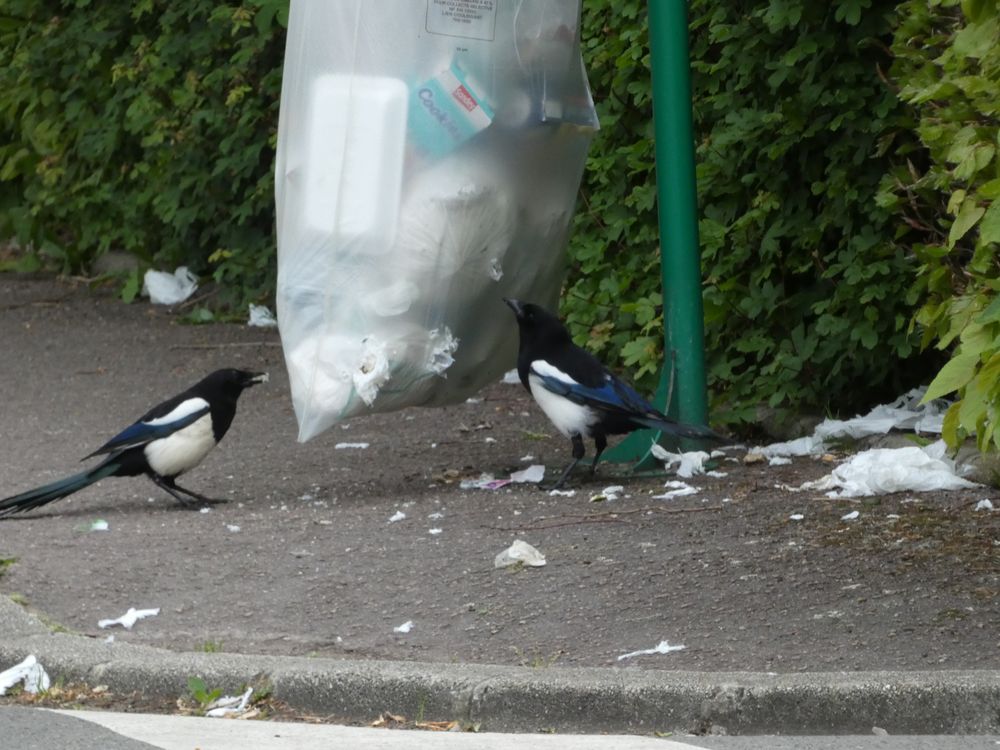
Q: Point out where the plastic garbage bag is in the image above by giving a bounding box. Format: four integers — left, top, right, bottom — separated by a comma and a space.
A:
275, 0, 598, 440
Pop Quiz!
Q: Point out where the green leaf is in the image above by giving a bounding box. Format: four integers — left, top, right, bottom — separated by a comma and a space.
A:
923, 349, 980, 402
949, 199, 986, 248
120, 269, 140, 304
941, 402, 962, 450
978, 200, 1000, 246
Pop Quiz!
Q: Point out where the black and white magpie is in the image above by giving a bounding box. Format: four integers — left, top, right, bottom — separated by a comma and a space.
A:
0, 368, 268, 518
504, 298, 720, 489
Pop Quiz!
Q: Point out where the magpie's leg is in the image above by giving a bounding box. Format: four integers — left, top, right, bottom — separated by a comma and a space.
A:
546, 434, 586, 491
148, 473, 195, 508
169, 478, 228, 505
590, 433, 608, 477
149, 474, 227, 507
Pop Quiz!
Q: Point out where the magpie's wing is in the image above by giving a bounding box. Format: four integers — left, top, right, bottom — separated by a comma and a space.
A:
530, 360, 719, 440
530, 360, 653, 415
83, 396, 211, 459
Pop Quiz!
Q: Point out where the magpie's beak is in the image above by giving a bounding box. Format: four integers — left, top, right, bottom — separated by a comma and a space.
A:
503, 297, 525, 320
243, 372, 269, 388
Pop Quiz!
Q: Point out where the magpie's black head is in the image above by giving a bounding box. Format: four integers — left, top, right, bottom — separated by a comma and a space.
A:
503, 298, 570, 347
201, 368, 269, 396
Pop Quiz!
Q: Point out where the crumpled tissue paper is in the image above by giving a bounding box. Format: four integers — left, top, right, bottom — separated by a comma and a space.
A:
0, 654, 50, 695
143, 267, 198, 305
796, 440, 979, 498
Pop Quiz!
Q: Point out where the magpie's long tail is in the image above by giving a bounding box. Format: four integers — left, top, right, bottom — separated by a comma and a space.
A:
632, 414, 726, 443
0, 459, 121, 519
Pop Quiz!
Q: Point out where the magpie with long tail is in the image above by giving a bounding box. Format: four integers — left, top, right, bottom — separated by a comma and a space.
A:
0, 368, 268, 518
504, 298, 721, 489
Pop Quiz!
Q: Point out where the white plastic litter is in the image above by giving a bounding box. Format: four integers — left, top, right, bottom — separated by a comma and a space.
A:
388, 511, 406, 523
494, 539, 546, 568
652, 481, 699, 500
226, 524, 241, 533
89, 519, 109, 531
590, 485, 624, 502
502, 369, 522, 385
616, 640, 686, 661
789, 514, 804, 521
510, 464, 545, 484
758, 387, 949, 458
205, 686, 254, 718
0, 655, 50, 696
841, 510, 860, 521
549, 489, 576, 497
975, 499, 994, 511
334, 442, 370, 450
651, 446, 711, 478
142, 267, 197, 305
97, 607, 160, 630
274, 1, 598, 441
393, 620, 414, 634
248, 304, 277, 328
429, 528, 443, 535
797, 440, 980, 498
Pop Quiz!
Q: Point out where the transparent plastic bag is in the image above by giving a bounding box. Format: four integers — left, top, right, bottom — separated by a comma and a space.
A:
275, 0, 598, 441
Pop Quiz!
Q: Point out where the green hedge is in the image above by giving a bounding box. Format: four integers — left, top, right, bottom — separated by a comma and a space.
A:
569, 0, 943, 426
0, 0, 285, 306
885, 0, 1000, 450
2, 0, 989, 434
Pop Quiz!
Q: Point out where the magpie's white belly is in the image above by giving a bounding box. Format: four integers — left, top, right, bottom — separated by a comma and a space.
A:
528, 372, 598, 439
143, 414, 216, 477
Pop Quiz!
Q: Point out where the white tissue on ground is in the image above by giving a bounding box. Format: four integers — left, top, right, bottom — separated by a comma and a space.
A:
651, 445, 711, 478
757, 387, 948, 458
205, 686, 255, 718
142, 267, 198, 305
494, 540, 546, 568
248, 304, 277, 327
796, 440, 980, 498
652, 480, 699, 500
393, 620, 414, 633
510, 464, 545, 483
617, 640, 686, 661
98, 607, 160, 629
0, 655, 50, 696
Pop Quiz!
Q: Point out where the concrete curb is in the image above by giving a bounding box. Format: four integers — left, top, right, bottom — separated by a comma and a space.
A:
1, 597, 998, 735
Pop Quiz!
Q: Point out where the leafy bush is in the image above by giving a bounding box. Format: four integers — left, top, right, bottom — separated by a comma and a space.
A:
886, 0, 1000, 450
570, 0, 941, 427
0, 0, 286, 305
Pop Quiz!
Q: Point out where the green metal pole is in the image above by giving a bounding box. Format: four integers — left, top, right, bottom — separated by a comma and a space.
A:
601, 0, 708, 467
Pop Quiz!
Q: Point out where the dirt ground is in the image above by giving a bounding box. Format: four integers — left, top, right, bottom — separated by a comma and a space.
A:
0, 276, 997, 674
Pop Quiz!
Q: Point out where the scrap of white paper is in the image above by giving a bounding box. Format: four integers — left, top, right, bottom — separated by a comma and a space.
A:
510, 464, 545, 483
494, 539, 546, 568
393, 620, 414, 633
334, 442, 370, 450
797, 441, 979, 498
388, 511, 406, 523
757, 387, 948, 458
617, 640, 686, 661
247, 304, 277, 327
98, 607, 160, 630
0, 655, 50, 696
974, 499, 994, 511
143, 267, 198, 305
652, 480, 699, 500
206, 686, 255, 718
651, 446, 711, 478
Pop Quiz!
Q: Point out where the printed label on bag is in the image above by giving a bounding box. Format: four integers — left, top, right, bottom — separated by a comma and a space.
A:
409, 63, 495, 157
426, 0, 497, 41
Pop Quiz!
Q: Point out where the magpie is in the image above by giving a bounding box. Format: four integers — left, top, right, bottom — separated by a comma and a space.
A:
0, 368, 268, 518
504, 298, 720, 489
